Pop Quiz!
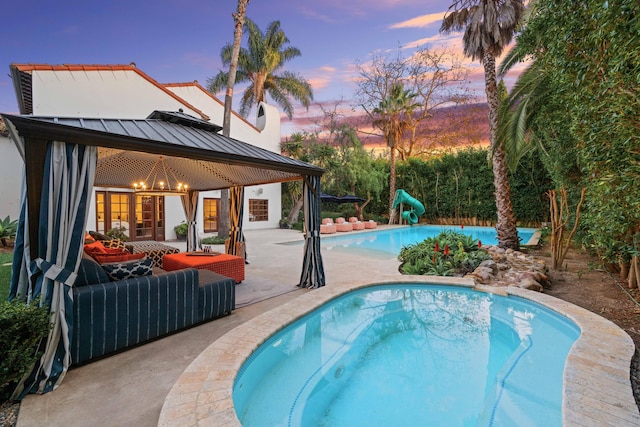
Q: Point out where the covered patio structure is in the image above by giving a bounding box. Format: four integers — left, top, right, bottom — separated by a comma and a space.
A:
1, 110, 325, 397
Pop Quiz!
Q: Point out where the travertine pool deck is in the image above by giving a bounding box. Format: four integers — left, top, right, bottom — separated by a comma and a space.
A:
158, 257, 640, 426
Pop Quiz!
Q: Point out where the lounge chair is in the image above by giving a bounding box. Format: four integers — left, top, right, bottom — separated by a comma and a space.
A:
321, 218, 337, 234
334, 217, 353, 232
364, 219, 378, 229
348, 217, 365, 230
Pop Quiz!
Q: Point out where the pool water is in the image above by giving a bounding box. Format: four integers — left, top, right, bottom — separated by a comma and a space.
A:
233, 285, 580, 427
321, 225, 536, 257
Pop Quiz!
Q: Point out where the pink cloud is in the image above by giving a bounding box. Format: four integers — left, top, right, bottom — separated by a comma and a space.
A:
389, 11, 447, 29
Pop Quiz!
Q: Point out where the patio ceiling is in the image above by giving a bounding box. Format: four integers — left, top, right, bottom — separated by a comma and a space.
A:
1, 110, 324, 191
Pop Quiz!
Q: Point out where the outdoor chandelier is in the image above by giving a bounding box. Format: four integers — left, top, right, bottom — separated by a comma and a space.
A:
132, 156, 188, 196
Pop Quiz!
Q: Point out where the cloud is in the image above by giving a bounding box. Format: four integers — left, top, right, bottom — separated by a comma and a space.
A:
389, 11, 447, 30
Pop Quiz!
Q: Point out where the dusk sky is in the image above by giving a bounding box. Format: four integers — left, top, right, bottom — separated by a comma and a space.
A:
1, 0, 524, 135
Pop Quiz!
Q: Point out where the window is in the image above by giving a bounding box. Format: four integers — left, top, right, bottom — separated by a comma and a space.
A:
203, 198, 219, 232
249, 199, 268, 222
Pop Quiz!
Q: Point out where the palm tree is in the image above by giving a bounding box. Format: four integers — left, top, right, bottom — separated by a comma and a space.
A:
440, 0, 525, 249
372, 83, 420, 223
217, 0, 250, 240
208, 18, 313, 119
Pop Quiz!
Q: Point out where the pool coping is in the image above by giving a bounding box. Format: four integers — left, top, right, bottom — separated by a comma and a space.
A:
158, 276, 640, 426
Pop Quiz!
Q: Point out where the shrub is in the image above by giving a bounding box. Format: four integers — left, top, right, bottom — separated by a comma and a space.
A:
398, 231, 491, 276
0, 300, 50, 400
200, 236, 226, 245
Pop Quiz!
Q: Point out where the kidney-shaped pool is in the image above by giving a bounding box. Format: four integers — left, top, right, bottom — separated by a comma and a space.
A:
233, 284, 580, 426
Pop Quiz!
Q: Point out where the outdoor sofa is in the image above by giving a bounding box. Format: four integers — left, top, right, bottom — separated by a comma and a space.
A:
70, 253, 235, 364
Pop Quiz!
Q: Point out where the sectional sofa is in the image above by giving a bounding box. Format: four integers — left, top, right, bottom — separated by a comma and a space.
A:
71, 254, 235, 364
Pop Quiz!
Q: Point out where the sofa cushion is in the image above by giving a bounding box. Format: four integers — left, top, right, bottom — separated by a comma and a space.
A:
93, 252, 146, 264
75, 257, 110, 286
101, 258, 153, 281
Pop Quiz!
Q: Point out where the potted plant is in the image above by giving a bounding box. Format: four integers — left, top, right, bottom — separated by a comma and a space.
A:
0, 216, 18, 247
174, 222, 188, 241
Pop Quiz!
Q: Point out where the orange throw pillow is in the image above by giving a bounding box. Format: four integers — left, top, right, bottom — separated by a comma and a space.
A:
84, 241, 107, 254
93, 252, 146, 264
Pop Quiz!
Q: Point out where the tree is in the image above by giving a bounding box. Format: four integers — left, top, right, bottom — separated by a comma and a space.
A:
207, 18, 313, 119
440, 0, 525, 250
372, 83, 420, 223
217, 0, 250, 240
495, 0, 640, 268
355, 47, 471, 159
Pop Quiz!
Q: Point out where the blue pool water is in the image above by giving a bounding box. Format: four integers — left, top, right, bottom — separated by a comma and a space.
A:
321, 225, 536, 257
233, 284, 580, 427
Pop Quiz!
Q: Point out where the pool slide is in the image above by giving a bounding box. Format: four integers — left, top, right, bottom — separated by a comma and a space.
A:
392, 189, 425, 225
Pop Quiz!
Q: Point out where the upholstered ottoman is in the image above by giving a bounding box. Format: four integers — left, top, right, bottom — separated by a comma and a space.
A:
163, 252, 245, 283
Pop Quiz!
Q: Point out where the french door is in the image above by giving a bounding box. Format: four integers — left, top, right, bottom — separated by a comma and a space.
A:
95, 191, 166, 241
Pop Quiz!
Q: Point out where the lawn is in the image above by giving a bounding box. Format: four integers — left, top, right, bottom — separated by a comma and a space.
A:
0, 252, 13, 301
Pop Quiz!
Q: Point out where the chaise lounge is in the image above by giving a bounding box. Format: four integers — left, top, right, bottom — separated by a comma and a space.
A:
335, 217, 353, 232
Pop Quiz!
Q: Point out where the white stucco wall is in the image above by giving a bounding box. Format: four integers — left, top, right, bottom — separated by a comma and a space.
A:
19, 67, 287, 238
30, 69, 203, 119
0, 136, 23, 221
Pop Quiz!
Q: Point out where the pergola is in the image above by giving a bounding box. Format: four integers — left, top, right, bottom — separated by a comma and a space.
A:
1, 110, 326, 396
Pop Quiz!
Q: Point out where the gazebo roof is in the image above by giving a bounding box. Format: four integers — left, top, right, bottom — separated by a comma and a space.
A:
2, 111, 323, 191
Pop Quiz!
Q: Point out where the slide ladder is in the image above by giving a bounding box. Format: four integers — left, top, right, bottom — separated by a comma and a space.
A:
392, 189, 425, 225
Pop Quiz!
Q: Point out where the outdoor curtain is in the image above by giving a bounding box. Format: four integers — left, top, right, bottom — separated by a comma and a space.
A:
228, 186, 246, 259
180, 190, 199, 252
9, 140, 97, 397
299, 175, 325, 288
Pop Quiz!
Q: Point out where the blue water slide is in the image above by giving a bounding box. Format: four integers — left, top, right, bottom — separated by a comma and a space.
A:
392, 189, 425, 225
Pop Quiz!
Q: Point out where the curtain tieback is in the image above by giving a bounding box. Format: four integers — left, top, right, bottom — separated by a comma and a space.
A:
30, 258, 77, 286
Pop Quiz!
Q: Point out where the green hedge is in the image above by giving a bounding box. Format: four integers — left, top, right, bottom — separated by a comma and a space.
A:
393, 148, 551, 225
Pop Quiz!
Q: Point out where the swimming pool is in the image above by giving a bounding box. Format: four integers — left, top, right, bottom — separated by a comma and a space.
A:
320, 225, 537, 257
233, 284, 580, 426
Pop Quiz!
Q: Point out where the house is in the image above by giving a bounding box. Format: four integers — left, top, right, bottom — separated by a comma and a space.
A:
2, 63, 284, 241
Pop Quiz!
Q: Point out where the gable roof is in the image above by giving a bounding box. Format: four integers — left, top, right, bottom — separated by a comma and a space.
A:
10, 63, 211, 121
2, 111, 323, 191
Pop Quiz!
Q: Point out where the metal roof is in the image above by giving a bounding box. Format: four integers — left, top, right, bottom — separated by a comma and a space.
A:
1, 112, 323, 191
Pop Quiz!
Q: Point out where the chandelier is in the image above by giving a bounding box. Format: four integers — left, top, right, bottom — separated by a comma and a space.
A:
133, 156, 188, 195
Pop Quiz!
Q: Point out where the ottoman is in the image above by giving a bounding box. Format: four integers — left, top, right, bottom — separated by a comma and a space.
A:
163, 252, 245, 283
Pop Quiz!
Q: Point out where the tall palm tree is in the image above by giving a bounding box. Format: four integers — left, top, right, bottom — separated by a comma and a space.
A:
218, 0, 250, 240
208, 18, 313, 119
372, 83, 420, 223
440, 0, 525, 249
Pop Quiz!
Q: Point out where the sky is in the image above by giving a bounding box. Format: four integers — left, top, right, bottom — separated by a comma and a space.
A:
1, 0, 525, 136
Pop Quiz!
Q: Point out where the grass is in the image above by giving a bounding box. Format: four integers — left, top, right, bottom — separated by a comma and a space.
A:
0, 252, 13, 301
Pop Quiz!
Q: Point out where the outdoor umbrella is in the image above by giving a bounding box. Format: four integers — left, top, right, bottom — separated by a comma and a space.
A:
320, 193, 341, 203
336, 194, 366, 204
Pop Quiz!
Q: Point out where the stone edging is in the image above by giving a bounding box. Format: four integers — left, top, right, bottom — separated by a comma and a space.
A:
158, 276, 640, 427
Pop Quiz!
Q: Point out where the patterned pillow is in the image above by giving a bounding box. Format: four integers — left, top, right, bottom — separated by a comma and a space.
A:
92, 252, 146, 264
101, 258, 153, 281
103, 238, 126, 250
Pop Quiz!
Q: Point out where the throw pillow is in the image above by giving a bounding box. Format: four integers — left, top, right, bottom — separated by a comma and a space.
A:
92, 252, 146, 264
88, 231, 110, 241
103, 238, 126, 250
102, 258, 153, 281
84, 240, 107, 254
